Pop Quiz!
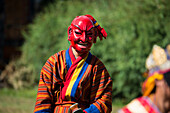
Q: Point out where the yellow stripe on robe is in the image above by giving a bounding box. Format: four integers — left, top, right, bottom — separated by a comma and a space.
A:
65, 54, 88, 101
35, 106, 50, 112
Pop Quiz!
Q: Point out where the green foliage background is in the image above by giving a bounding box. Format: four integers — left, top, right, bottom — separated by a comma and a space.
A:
19, 0, 170, 102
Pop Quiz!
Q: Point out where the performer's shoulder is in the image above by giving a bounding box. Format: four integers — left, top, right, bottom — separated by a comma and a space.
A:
91, 54, 105, 66
48, 50, 66, 60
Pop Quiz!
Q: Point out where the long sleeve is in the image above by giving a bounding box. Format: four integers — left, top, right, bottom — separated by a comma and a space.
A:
34, 57, 54, 113
84, 58, 113, 113
34, 51, 66, 113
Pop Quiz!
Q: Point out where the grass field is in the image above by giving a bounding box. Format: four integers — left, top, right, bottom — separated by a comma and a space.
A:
0, 88, 122, 113
0, 87, 37, 113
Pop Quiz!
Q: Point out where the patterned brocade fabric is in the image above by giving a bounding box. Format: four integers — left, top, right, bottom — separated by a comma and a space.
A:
117, 96, 161, 113
34, 48, 112, 113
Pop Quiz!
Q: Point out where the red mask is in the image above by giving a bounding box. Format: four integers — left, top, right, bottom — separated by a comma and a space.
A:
68, 16, 95, 54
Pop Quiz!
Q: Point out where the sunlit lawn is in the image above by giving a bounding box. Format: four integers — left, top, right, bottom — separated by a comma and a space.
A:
0, 88, 123, 113
0, 87, 37, 113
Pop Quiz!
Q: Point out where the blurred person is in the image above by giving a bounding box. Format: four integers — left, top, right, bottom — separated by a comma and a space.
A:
34, 15, 112, 113
118, 44, 170, 113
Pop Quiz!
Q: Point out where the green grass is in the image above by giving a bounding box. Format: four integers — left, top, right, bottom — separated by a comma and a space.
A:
0, 87, 37, 113
0, 88, 123, 113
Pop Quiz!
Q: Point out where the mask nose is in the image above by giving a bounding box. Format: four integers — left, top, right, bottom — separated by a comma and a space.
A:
81, 32, 86, 42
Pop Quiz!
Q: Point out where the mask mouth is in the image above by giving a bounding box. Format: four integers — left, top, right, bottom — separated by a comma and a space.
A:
78, 44, 86, 47
77, 43, 89, 49
164, 71, 170, 87
78, 42, 87, 46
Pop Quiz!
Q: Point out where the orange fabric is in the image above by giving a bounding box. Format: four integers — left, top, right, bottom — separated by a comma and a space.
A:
142, 72, 164, 96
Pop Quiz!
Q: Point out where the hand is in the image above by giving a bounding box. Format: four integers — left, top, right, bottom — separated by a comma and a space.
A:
69, 103, 84, 113
72, 108, 84, 113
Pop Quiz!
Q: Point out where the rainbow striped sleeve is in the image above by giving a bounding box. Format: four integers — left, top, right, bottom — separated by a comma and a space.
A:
34, 50, 66, 113
84, 57, 113, 113
34, 55, 55, 113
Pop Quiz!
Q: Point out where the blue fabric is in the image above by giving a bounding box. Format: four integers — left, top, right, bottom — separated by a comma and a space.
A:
71, 52, 92, 101
84, 104, 100, 113
65, 48, 72, 70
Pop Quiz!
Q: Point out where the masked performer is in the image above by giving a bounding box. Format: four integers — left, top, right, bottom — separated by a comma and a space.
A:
118, 44, 170, 113
34, 15, 112, 113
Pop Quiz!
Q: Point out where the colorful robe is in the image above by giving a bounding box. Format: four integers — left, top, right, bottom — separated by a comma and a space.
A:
34, 48, 112, 113
117, 96, 161, 113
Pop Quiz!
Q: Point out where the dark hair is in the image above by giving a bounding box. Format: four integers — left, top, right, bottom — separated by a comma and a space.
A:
164, 71, 170, 87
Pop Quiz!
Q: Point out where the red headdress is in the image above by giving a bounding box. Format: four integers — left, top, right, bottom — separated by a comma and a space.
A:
85, 14, 107, 43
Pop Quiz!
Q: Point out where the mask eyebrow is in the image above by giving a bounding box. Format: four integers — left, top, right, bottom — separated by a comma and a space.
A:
73, 25, 82, 32
73, 25, 94, 32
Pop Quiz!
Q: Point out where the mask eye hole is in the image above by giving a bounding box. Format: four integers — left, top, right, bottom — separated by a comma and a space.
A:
87, 29, 94, 36
75, 31, 82, 35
